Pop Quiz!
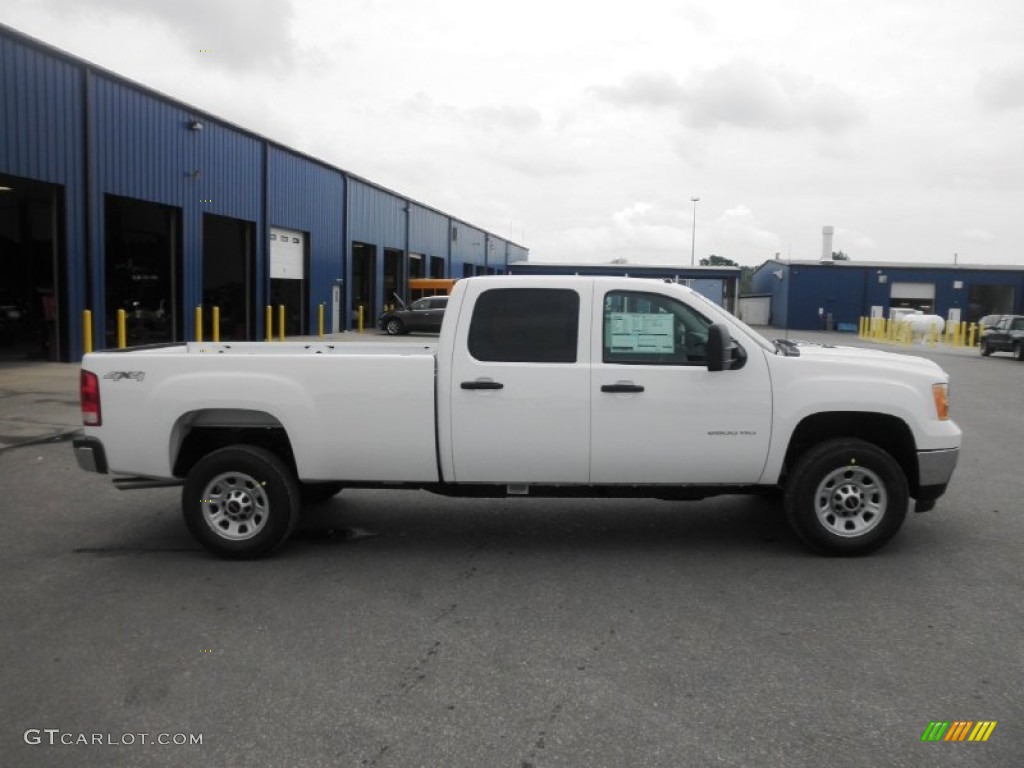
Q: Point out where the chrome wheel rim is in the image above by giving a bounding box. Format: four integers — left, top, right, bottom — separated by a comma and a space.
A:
814, 465, 887, 538
200, 472, 269, 541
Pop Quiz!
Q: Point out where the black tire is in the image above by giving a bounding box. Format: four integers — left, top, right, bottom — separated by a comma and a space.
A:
299, 481, 344, 505
784, 438, 908, 556
182, 445, 300, 559
384, 317, 404, 335
980, 339, 992, 356
1015, 342, 1024, 361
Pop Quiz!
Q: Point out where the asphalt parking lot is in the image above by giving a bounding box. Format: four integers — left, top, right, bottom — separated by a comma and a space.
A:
1, 331, 1021, 767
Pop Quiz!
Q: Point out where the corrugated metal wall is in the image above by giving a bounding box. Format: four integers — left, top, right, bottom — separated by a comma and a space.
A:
409, 204, 449, 265
89, 73, 264, 339
1, 32, 86, 357
269, 148, 345, 329
451, 221, 486, 275
347, 179, 407, 250
1, 24, 528, 356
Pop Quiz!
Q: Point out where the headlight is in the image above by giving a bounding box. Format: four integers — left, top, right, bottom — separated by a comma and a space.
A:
932, 383, 950, 420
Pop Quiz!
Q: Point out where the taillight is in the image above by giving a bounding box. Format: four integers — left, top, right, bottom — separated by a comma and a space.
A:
81, 370, 102, 426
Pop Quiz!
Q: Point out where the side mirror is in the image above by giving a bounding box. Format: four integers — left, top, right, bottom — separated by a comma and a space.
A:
706, 323, 731, 372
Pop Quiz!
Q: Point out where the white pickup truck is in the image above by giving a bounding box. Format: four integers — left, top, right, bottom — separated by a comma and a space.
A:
74, 276, 960, 558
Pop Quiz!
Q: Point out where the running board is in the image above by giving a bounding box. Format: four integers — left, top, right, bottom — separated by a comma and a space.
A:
113, 476, 185, 490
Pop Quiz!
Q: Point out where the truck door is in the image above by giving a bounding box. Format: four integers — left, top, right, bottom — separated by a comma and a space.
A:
446, 282, 592, 483
589, 286, 772, 484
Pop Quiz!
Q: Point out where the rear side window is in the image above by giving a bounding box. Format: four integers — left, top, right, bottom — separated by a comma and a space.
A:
468, 288, 579, 363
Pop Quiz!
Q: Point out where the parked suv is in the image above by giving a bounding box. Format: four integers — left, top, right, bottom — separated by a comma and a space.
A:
980, 314, 1024, 359
378, 295, 448, 335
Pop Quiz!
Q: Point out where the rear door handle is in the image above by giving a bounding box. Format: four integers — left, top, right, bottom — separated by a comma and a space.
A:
461, 380, 504, 390
601, 383, 644, 393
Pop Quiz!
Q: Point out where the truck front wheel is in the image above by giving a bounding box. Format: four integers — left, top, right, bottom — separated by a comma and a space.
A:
784, 439, 908, 556
182, 445, 301, 559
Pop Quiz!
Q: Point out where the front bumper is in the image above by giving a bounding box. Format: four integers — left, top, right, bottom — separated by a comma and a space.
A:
915, 447, 959, 510
73, 436, 108, 474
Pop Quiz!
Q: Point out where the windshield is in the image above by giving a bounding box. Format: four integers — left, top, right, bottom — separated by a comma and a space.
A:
682, 286, 778, 354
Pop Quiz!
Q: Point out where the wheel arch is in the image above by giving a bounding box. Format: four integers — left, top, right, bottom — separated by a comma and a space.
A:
171, 409, 297, 478
783, 411, 919, 494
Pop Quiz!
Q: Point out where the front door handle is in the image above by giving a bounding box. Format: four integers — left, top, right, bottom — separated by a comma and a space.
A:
601, 383, 644, 393
461, 380, 504, 390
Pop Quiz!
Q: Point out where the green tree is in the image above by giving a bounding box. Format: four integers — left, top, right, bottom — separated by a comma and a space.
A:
832, 251, 850, 261
699, 255, 740, 267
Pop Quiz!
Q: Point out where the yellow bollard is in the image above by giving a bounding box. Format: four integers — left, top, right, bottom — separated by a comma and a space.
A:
318, 303, 325, 338
858, 317, 865, 338
959, 321, 967, 347
929, 323, 937, 347
194, 306, 203, 342
212, 306, 220, 342
117, 309, 127, 349
967, 322, 976, 348
265, 305, 273, 341
83, 309, 93, 354
278, 304, 285, 341
358, 305, 364, 333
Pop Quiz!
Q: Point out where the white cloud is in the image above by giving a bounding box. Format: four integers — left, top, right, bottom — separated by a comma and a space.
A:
30, 0, 298, 72
962, 228, 995, 243
595, 61, 863, 135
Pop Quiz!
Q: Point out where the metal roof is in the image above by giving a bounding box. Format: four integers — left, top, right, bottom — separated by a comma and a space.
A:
761, 258, 1024, 272
508, 260, 741, 273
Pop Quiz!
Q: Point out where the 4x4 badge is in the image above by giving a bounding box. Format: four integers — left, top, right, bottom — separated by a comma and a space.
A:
103, 371, 146, 382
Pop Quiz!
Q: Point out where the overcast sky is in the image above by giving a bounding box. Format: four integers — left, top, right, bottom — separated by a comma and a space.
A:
5, 0, 1024, 267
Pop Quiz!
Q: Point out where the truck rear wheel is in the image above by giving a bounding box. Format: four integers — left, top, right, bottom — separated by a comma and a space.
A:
784, 438, 908, 556
182, 445, 300, 559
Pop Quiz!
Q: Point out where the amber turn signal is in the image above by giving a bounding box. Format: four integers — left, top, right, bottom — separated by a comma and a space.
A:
932, 383, 950, 420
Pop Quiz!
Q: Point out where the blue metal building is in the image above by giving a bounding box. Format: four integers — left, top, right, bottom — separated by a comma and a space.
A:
751, 259, 1024, 330
0, 24, 526, 361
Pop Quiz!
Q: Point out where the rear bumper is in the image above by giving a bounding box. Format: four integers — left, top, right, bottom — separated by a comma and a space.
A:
915, 447, 959, 510
73, 436, 108, 474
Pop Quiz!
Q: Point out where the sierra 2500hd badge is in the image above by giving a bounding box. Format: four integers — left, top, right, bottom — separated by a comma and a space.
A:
103, 371, 146, 382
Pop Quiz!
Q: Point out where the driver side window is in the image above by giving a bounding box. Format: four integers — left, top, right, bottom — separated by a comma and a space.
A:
603, 290, 712, 365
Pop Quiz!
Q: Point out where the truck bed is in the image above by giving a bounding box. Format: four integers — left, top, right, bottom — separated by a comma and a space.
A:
83, 341, 440, 483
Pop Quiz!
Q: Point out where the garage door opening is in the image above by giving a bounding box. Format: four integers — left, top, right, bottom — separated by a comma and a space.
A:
890, 281, 935, 313
105, 195, 181, 347
430, 256, 445, 278
269, 227, 307, 336
409, 252, 425, 280
384, 248, 404, 310
204, 214, 254, 340
0, 173, 66, 361
351, 242, 376, 326
968, 284, 1015, 322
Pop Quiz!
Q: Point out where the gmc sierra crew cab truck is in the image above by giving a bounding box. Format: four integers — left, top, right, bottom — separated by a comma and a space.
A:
74, 276, 961, 558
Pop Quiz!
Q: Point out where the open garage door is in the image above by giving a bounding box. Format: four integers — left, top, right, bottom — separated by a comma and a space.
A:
0, 174, 65, 361
105, 195, 181, 348
890, 282, 935, 313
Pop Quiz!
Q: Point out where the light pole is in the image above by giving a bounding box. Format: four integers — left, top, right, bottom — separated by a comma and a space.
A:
690, 196, 700, 266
